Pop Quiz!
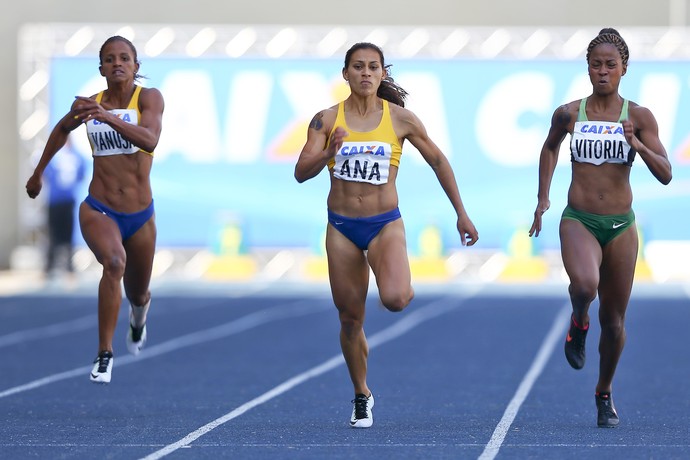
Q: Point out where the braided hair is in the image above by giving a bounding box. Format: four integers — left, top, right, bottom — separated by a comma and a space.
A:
586, 28, 629, 67
343, 42, 409, 107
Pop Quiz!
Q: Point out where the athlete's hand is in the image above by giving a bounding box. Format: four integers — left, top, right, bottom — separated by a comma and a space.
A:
73, 96, 111, 124
457, 216, 479, 246
529, 200, 550, 237
621, 119, 641, 152
326, 127, 348, 159
25, 173, 43, 199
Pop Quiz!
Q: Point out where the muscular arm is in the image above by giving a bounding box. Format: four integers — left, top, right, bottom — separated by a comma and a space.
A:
26, 100, 86, 198
135, 88, 165, 152
529, 103, 572, 237
294, 110, 344, 183
402, 109, 478, 245
625, 105, 672, 185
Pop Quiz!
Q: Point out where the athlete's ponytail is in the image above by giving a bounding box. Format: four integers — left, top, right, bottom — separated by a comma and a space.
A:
378, 71, 409, 108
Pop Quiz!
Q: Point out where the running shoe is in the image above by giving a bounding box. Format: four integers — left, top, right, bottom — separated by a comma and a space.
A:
595, 392, 619, 427
350, 393, 374, 428
564, 314, 588, 369
126, 314, 147, 356
90, 350, 113, 384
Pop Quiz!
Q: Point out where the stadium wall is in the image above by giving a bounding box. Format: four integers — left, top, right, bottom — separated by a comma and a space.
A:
1, 0, 687, 269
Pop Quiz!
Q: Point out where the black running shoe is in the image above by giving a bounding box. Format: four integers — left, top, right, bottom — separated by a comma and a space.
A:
350, 393, 374, 428
564, 315, 588, 369
595, 392, 619, 427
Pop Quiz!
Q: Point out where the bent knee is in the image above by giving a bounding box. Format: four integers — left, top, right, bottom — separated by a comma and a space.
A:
100, 253, 126, 279
568, 280, 597, 304
128, 292, 150, 308
380, 289, 413, 313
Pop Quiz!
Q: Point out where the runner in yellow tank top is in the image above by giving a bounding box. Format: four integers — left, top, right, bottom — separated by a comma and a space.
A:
295, 42, 478, 429
26, 36, 165, 384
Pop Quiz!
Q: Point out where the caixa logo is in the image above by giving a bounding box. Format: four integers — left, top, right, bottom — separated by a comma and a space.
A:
339, 144, 387, 156
92, 111, 135, 125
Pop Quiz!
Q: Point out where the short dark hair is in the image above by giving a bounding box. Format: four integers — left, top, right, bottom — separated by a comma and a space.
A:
99, 35, 145, 81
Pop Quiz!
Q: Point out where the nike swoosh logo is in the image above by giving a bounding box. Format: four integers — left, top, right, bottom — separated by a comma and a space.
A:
90, 373, 99, 379
612, 222, 626, 229
334, 221, 343, 225
350, 417, 370, 424
566, 333, 573, 343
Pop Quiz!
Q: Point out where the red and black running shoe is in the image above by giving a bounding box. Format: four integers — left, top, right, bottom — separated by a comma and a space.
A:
564, 314, 588, 369
595, 392, 619, 427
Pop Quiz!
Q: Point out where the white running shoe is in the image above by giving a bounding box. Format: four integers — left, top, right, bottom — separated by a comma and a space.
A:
90, 351, 113, 384
350, 393, 374, 428
126, 321, 147, 356
126, 301, 149, 355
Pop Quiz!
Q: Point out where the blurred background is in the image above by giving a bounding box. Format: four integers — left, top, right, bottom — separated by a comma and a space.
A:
2, 0, 690, 293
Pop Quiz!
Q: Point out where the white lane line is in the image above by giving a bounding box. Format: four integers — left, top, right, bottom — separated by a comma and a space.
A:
0, 301, 328, 399
5, 442, 690, 448
141, 293, 480, 460
0, 315, 96, 348
0, 280, 280, 348
478, 302, 571, 460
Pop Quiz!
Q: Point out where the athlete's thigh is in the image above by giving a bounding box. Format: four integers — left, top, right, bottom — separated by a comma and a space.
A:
326, 224, 369, 313
599, 224, 638, 310
78, 201, 124, 264
366, 219, 411, 294
559, 218, 602, 283
123, 217, 157, 297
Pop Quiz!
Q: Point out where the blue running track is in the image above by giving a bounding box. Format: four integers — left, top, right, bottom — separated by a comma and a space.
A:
1, 282, 689, 459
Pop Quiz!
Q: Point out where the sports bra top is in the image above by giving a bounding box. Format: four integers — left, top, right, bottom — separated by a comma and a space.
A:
570, 97, 634, 166
327, 100, 402, 185
86, 85, 153, 157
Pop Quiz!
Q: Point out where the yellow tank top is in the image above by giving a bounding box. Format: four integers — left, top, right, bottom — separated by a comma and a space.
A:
87, 85, 153, 157
327, 100, 402, 185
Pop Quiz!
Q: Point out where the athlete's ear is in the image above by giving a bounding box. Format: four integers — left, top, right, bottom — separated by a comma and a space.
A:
342, 68, 348, 82
99, 65, 105, 77
622, 64, 627, 76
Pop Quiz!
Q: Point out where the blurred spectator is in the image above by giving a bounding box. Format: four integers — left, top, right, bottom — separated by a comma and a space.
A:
42, 144, 86, 279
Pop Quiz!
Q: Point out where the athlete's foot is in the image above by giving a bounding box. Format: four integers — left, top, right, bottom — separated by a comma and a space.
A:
350, 393, 374, 428
595, 392, 619, 427
564, 314, 588, 369
89, 350, 113, 384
